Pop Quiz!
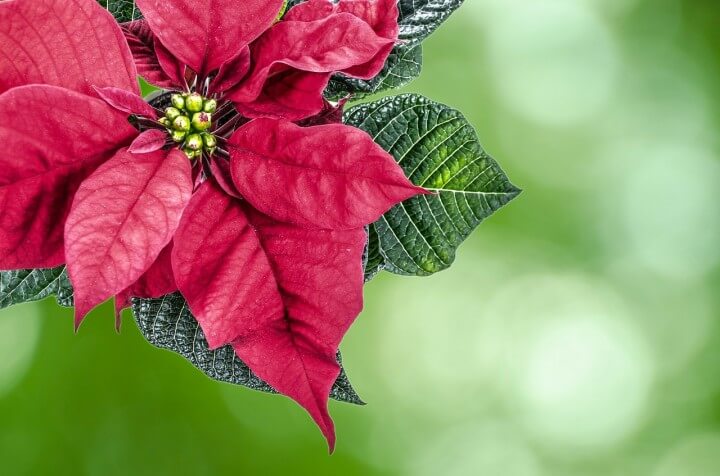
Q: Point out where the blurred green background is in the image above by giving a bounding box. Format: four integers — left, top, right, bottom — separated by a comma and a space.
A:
2, 0, 719, 474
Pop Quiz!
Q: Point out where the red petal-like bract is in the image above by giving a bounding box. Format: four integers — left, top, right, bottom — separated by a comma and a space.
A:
233, 207, 367, 452
233, 71, 331, 121
154, 37, 188, 88
128, 129, 168, 154
0, 85, 137, 269
229, 118, 428, 230
229, 13, 394, 119
94, 87, 158, 119
172, 182, 284, 349
121, 18, 186, 88
0, 0, 138, 95
135, 0, 284, 76
208, 48, 252, 95
285, 0, 399, 79
65, 149, 193, 327
172, 181, 366, 450
121, 20, 177, 89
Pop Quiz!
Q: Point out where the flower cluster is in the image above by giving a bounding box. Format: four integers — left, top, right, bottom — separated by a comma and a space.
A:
0, 0, 426, 449
159, 93, 218, 158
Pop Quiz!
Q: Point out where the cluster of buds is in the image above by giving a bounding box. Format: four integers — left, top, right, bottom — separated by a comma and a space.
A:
158, 92, 218, 159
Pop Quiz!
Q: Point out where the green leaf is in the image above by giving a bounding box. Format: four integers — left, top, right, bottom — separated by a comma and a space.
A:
0, 267, 74, 309
364, 226, 384, 282
398, 0, 465, 43
345, 94, 520, 276
98, 0, 142, 22
132, 293, 365, 405
326, 42, 423, 100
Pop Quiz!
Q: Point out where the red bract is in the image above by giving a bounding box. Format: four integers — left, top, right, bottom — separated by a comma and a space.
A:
0, 0, 426, 449
229, 118, 425, 229
64, 148, 193, 326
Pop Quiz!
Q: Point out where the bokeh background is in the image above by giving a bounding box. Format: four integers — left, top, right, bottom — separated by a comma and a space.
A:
1, 0, 719, 474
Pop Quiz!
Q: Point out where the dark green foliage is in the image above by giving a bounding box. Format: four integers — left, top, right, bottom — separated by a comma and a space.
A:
132, 293, 365, 404
345, 94, 520, 276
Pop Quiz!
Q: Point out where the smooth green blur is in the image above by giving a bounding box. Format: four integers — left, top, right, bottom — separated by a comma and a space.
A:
2, 0, 719, 474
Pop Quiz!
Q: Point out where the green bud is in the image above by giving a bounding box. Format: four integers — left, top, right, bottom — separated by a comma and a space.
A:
203, 99, 217, 113
173, 115, 191, 132
171, 94, 185, 110
183, 147, 201, 159
171, 130, 187, 142
191, 112, 212, 131
165, 107, 181, 121
201, 133, 217, 149
185, 133, 203, 151
158, 117, 170, 127
186, 93, 204, 113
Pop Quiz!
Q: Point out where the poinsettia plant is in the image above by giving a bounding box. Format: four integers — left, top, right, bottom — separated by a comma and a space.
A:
0, 0, 519, 450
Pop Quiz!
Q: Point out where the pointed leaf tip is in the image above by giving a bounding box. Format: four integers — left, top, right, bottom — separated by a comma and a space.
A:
326, 427, 337, 454
232, 331, 340, 453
